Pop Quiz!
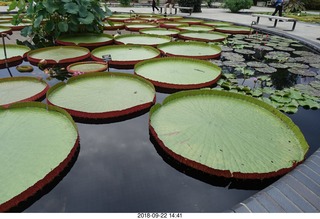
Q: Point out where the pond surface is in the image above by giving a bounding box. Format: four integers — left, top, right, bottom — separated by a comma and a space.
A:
1, 26, 320, 212
0, 60, 319, 212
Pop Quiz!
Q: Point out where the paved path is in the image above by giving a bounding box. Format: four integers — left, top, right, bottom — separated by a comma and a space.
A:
107, 6, 320, 48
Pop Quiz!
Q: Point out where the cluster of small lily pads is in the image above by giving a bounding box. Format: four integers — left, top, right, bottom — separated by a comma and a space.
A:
209, 33, 320, 114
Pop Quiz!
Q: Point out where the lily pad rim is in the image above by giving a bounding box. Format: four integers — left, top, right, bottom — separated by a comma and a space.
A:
149, 89, 309, 179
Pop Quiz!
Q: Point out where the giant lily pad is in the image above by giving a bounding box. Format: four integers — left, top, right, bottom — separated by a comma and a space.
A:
0, 102, 79, 212
0, 26, 12, 35
125, 23, 158, 31
202, 21, 232, 27
177, 31, 228, 42
27, 46, 90, 67
46, 72, 156, 119
55, 33, 114, 50
0, 44, 30, 68
134, 57, 221, 90
177, 25, 214, 32
103, 21, 125, 30
149, 90, 309, 179
91, 45, 160, 69
114, 34, 171, 47
176, 18, 204, 25
0, 21, 31, 31
159, 22, 188, 29
214, 26, 253, 34
157, 41, 221, 59
0, 77, 49, 107
139, 28, 180, 37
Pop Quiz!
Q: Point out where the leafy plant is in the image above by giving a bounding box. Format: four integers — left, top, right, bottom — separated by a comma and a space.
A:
223, 0, 253, 13
119, 0, 132, 6
8, 0, 111, 48
178, 0, 202, 13
285, 0, 306, 13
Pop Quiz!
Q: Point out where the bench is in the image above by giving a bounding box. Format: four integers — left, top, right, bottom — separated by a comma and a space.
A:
252, 14, 297, 31
159, 6, 194, 16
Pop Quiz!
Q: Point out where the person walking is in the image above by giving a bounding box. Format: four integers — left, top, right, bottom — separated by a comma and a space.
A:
152, 0, 160, 13
271, 0, 284, 17
164, 0, 174, 15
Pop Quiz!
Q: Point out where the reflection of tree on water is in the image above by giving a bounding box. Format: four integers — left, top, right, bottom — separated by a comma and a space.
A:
270, 70, 298, 90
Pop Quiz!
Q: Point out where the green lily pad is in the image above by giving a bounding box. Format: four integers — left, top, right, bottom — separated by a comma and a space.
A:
27, 46, 90, 66
288, 68, 317, 77
177, 31, 228, 42
177, 25, 214, 32
134, 57, 221, 90
66, 61, 108, 74
214, 26, 253, 34
55, 33, 114, 49
149, 90, 309, 179
91, 45, 160, 69
114, 33, 171, 46
103, 21, 125, 30
202, 21, 232, 27
139, 27, 180, 36
47, 72, 156, 119
0, 44, 31, 68
0, 102, 79, 212
157, 41, 221, 59
125, 23, 158, 31
159, 22, 189, 29
0, 77, 49, 107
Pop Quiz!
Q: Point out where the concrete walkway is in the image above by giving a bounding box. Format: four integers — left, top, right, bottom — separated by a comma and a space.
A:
107, 6, 320, 48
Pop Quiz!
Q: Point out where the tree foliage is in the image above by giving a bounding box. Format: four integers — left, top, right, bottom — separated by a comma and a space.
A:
177, 0, 202, 13
223, 0, 253, 13
8, 0, 111, 48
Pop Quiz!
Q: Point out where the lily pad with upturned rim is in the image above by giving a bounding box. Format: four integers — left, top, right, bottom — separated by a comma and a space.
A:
0, 44, 31, 69
114, 34, 171, 47
134, 57, 221, 90
103, 21, 125, 30
0, 77, 49, 107
27, 46, 91, 67
66, 61, 108, 74
177, 25, 214, 32
159, 22, 189, 29
0, 102, 79, 212
91, 45, 160, 69
46, 72, 156, 119
0, 26, 12, 35
157, 41, 221, 60
149, 89, 309, 179
55, 33, 114, 50
177, 31, 228, 42
139, 28, 180, 37
125, 23, 159, 32
214, 26, 253, 34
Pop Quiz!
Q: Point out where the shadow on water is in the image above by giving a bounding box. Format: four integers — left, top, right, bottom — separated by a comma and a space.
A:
72, 108, 151, 124
7, 146, 80, 212
149, 134, 279, 191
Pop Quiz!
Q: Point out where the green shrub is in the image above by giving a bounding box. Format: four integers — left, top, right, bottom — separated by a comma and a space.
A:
285, 0, 305, 13
119, 0, 131, 6
8, 0, 111, 48
302, 0, 320, 10
178, 0, 202, 13
223, 0, 253, 13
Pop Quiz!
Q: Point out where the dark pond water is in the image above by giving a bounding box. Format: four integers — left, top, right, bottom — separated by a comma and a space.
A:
1, 29, 320, 212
